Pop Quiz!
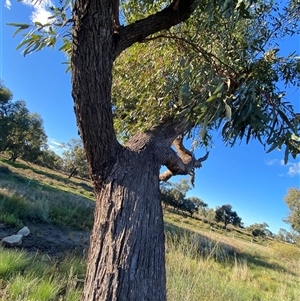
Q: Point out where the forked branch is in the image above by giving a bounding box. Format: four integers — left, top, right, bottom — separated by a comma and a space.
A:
115, 0, 199, 57
159, 135, 209, 185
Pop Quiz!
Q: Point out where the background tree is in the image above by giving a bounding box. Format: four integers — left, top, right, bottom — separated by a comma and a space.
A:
1, 81, 49, 164
62, 138, 89, 179
160, 179, 191, 211
185, 196, 208, 217
277, 228, 298, 244
0, 89, 47, 162
160, 181, 206, 216
35, 148, 64, 171
179, 198, 199, 216
17, 112, 48, 163
205, 208, 216, 230
215, 204, 243, 229
10, 0, 300, 299
284, 188, 300, 235
0, 81, 14, 152
160, 182, 179, 210
247, 222, 272, 239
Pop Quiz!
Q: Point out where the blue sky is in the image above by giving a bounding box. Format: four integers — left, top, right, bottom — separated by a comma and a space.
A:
1, 1, 299, 234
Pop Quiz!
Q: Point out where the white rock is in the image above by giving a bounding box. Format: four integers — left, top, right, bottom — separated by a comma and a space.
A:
17, 226, 30, 237
1, 234, 23, 247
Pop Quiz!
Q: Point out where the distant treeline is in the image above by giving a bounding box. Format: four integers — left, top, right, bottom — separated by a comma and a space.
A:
0, 80, 88, 179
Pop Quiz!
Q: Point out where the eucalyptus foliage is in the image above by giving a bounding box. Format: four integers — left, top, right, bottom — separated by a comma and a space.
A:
8, 0, 300, 162
62, 138, 89, 179
113, 1, 300, 162
284, 188, 300, 235
0, 82, 47, 162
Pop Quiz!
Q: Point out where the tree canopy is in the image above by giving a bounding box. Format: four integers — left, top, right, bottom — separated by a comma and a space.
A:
62, 138, 89, 179
247, 222, 273, 238
161, 179, 207, 216
0, 82, 47, 162
284, 188, 300, 235
215, 204, 243, 229
35, 148, 64, 171
9, 0, 300, 164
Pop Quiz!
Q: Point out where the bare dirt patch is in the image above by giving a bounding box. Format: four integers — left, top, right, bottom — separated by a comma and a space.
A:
0, 222, 91, 258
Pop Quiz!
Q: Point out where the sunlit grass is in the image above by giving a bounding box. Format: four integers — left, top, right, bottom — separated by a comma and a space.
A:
0, 248, 30, 281
1, 156, 299, 300
0, 179, 94, 230
165, 232, 300, 301
0, 157, 94, 200
0, 248, 85, 301
1, 225, 299, 301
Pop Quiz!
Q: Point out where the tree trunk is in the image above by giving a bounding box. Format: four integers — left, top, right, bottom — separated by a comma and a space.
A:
9, 153, 18, 162
82, 149, 166, 300
68, 166, 78, 179
71, 1, 201, 300
72, 0, 168, 295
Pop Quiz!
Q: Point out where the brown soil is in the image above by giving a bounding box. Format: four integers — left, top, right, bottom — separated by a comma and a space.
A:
0, 222, 91, 259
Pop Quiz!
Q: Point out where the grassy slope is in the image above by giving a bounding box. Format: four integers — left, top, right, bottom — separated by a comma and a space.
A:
0, 157, 94, 229
0, 157, 299, 301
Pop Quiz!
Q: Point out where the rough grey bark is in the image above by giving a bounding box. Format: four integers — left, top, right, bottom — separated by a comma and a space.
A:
71, 0, 202, 300
82, 143, 166, 300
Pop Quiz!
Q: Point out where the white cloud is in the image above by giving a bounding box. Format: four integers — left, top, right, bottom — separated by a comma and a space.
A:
287, 162, 300, 177
5, 0, 12, 10
265, 159, 280, 166
48, 138, 63, 147
266, 158, 300, 177
47, 138, 66, 155
22, 0, 53, 24
48, 144, 58, 151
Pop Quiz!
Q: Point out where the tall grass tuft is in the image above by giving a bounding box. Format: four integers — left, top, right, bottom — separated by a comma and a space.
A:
0, 248, 30, 281
165, 231, 300, 301
0, 180, 94, 229
0, 248, 86, 301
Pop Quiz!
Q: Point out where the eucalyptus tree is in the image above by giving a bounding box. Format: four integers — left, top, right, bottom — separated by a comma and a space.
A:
247, 222, 271, 239
35, 148, 64, 171
0, 85, 47, 162
277, 228, 298, 244
284, 188, 300, 235
0, 81, 14, 152
215, 204, 243, 229
6, 109, 47, 162
62, 138, 89, 178
9, 0, 300, 299
187, 196, 208, 216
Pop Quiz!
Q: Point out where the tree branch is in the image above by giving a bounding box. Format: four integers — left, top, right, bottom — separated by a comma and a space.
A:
114, 0, 200, 58
159, 135, 209, 185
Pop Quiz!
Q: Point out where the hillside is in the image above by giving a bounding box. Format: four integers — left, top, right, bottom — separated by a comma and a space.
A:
0, 157, 299, 301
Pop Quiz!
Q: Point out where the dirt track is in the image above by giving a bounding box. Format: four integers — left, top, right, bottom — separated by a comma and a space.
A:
0, 223, 91, 258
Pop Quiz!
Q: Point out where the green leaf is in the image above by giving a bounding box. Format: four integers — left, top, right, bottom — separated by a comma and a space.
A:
201, 114, 209, 139
213, 82, 225, 95
266, 140, 282, 153
284, 145, 289, 164
206, 94, 216, 102
7, 23, 31, 37
278, 110, 296, 133
16, 38, 33, 51
7, 22, 30, 28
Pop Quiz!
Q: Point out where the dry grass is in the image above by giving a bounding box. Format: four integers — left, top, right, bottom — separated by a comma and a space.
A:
1, 156, 300, 300
0, 159, 95, 230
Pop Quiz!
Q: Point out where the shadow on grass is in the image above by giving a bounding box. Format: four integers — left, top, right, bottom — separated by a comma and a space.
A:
0, 157, 93, 193
0, 167, 95, 230
164, 221, 295, 276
